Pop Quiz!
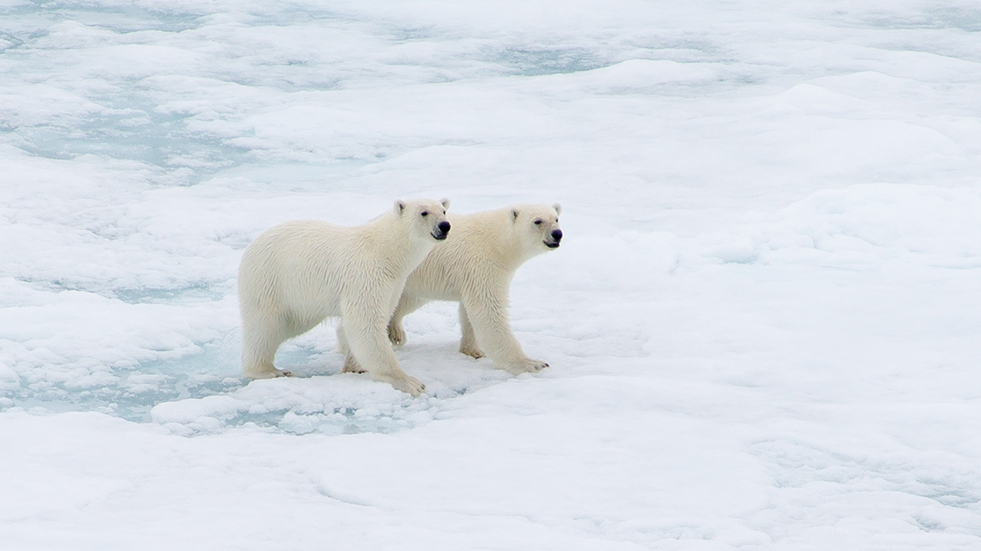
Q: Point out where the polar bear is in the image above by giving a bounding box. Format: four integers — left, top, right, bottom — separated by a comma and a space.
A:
238, 198, 451, 396
383, 203, 562, 375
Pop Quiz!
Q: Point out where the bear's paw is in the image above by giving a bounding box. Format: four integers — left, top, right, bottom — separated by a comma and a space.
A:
504, 358, 549, 375
387, 322, 406, 347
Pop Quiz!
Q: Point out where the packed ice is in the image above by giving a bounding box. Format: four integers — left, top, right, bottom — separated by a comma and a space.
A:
1, 0, 980, 549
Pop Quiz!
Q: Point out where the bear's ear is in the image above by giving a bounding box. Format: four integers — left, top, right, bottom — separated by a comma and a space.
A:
394, 200, 406, 216
440, 198, 450, 210
511, 208, 519, 222
553, 203, 562, 216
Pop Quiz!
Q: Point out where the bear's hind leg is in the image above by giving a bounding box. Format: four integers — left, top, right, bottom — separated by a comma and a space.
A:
241, 318, 293, 379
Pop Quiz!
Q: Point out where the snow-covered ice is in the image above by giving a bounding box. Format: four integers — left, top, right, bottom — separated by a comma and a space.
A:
2, 0, 981, 548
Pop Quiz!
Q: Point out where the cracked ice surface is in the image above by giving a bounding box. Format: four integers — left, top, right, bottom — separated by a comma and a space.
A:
2, 0, 981, 549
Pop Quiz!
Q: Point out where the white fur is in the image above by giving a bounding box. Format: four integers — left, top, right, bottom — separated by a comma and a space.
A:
238, 198, 451, 396
387, 203, 562, 374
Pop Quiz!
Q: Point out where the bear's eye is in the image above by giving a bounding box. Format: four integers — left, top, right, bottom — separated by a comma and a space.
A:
421, 211, 429, 217
534, 219, 542, 225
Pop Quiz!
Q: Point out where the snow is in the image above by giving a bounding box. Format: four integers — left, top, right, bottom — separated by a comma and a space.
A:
2, 0, 980, 548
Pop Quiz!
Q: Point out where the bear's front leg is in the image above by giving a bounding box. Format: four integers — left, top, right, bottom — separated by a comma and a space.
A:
342, 356, 365, 374
502, 358, 549, 375
343, 303, 425, 396
376, 371, 425, 396
387, 294, 428, 347
387, 320, 407, 347
458, 303, 484, 359
337, 323, 366, 373
249, 368, 294, 379
461, 294, 549, 375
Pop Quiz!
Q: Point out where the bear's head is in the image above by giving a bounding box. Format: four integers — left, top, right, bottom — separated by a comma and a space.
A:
510, 203, 563, 255
395, 198, 451, 242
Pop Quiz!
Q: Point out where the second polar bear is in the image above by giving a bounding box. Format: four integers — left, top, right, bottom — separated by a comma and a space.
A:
238, 198, 451, 396
383, 203, 562, 374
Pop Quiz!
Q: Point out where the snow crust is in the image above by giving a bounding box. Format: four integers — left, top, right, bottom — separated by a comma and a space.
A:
2, 0, 980, 548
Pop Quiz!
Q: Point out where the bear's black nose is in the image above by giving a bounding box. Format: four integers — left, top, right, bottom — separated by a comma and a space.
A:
551, 229, 563, 242
438, 221, 451, 233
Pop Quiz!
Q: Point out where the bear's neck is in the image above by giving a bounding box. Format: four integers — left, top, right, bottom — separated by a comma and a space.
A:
365, 213, 434, 277
491, 210, 539, 268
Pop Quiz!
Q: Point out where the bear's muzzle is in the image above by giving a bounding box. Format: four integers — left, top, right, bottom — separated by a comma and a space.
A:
544, 228, 562, 248
432, 220, 451, 240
